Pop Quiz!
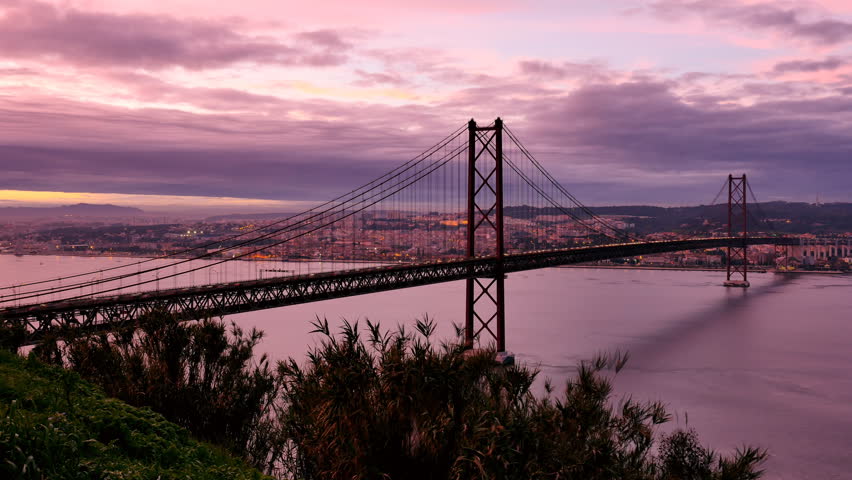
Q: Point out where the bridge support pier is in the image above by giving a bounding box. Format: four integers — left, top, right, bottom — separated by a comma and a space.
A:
724, 174, 749, 288
464, 118, 508, 352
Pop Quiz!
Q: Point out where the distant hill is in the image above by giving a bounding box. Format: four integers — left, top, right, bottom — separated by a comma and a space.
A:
0, 203, 145, 218
506, 202, 852, 234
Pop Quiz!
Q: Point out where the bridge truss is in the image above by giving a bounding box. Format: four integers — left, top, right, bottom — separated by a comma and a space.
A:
4, 237, 797, 346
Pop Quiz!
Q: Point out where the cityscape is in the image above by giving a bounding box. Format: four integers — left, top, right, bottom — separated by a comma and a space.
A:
2, 205, 850, 271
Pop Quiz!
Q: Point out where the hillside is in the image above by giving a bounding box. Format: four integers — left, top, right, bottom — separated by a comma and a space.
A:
0, 203, 145, 219
506, 202, 852, 234
0, 350, 267, 480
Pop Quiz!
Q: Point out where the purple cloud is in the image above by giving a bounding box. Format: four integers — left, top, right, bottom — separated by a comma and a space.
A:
353, 69, 409, 87
295, 30, 351, 50
518, 60, 611, 82
518, 60, 573, 80
773, 56, 848, 74
0, 0, 352, 69
646, 0, 852, 47
497, 80, 852, 202
0, 145, 391, 201
528, 81, 852, 165
3, 72, 852, 205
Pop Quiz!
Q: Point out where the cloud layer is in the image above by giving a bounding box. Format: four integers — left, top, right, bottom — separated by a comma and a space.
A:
646, 0, 852, 46
0, 0, 352, 69
2, 0, 851, 207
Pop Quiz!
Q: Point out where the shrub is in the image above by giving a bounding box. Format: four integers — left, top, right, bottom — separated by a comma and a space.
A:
39, 314, 285, 473
275, 317, 766, 480
39, 313, 766, 479
0, 349, 266, 480
0, 321, 26, 353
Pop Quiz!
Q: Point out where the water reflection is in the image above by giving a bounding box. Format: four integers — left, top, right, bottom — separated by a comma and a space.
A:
3, 256, 851, 479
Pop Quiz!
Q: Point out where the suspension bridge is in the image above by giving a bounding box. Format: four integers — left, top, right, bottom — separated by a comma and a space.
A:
0, 119, 798, 349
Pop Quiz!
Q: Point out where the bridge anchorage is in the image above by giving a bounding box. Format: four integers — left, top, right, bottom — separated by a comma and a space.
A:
0, 117, 799, 351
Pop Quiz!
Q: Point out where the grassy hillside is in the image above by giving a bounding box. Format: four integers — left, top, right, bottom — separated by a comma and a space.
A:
0, 350, 268, 480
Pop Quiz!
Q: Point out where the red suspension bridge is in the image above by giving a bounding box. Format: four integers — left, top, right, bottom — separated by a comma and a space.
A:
0, 119, 798, 348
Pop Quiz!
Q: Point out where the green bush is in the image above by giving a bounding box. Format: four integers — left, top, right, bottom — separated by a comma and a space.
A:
275, 317, 766, 480
0, 321, 26, 353
0, 349, 267, 480
29, 314, 766, 480
37, 314, 285, 473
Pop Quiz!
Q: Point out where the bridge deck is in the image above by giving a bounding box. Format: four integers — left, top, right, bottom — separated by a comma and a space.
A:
1, 237, 797, 345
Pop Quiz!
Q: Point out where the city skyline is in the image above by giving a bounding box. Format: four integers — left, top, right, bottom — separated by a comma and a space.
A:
3, 0, 852, 211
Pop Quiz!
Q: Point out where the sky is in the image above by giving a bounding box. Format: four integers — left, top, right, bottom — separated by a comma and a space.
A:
2, 0, 851, 211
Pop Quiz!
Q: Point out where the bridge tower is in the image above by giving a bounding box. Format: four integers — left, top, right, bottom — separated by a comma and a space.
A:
464, 118, 507, 352
725, 174, 749, 287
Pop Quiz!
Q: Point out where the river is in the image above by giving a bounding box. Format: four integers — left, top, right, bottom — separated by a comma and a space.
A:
3, 254, 851, 479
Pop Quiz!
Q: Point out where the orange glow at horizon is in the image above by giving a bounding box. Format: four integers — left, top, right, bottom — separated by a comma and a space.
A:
0, 190, 314, 211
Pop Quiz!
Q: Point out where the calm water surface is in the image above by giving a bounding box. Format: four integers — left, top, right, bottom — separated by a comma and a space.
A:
3, 255, 851, 479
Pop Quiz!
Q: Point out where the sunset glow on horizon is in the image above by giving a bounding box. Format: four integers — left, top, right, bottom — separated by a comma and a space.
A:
0, 189, 315, 212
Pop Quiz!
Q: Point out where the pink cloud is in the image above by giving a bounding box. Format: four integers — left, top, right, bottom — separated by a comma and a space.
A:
518, 60, 613, 83
0, 0, 353, 69
751, 54, 852, 86
772, 56, 849, 73
646, 0, 852, 47
1, 0, 850, 205
353, 70, 409, 87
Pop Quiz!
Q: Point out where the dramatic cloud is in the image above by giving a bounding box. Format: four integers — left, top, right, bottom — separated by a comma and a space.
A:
0, 145, 391, 201
517, 60, 612, 83
353, 69, 409, 87
528, 82, 852, 166
4, 73, 852, 204
0, 0, 352, 69
772, 56, 849, 73
0, 88, 455, 201
2, 0, 851, 206
646, 0, 852, 46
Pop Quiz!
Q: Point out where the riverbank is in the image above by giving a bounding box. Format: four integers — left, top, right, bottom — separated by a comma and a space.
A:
1, 252, 393, 264
773, 269, 849, 275
561, 264, 849, 275
558, 264, 770, 273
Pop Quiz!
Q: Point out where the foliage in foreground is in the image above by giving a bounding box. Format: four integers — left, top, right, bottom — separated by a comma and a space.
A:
0, 349, 267, 480
276, 317, 766, 480
35, 315, 284, 473
17, 314, 767, 479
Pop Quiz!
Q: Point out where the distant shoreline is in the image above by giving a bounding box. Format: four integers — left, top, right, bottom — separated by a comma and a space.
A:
0, 252, 391, 265
4, 253, 847, 275
556, 264, 769, 273
559, 264, 849, 274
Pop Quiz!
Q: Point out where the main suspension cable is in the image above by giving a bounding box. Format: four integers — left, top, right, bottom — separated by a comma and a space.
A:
0, 125, 467, 295
6, 139, 469, 305
504, 125, 636, 241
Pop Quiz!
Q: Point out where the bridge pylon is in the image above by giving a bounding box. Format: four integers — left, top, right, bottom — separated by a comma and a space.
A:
725, 174, 749, 287
464, 118, 507, 352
